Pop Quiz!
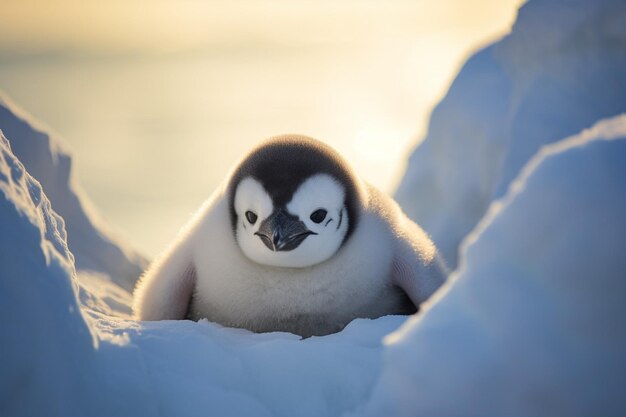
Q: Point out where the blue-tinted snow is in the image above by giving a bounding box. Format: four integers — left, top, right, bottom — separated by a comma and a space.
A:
396, 0, 626, 269
0, 93, 146, 290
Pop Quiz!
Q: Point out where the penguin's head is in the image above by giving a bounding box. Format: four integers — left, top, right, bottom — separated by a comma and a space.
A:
227, 135, 363, 268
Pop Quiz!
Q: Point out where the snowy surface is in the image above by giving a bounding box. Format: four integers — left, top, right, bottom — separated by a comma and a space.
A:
0, 93, 146, 291
364, 115, 626, 417
0, 132, 100, 416
2, 0, 626, 415
396, 0, 626, 268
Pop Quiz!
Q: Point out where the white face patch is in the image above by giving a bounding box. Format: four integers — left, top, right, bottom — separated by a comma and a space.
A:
234, 174, 349, 268
234, 177, 274, 228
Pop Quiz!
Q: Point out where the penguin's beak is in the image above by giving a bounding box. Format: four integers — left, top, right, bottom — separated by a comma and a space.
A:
254, 209, 317, 252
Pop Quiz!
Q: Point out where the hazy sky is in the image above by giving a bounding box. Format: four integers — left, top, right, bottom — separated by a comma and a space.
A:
1, 1, 523, 54
0, 0, 524, 256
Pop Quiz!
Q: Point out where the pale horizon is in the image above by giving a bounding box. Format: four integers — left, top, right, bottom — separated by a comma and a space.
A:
0, 0, 524, 256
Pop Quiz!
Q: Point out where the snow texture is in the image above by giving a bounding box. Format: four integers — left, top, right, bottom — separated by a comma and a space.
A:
363, 114, 626, 417
2, 0, 626, 415
0, 133, 100, 416
396, 0, 626, 268
0, 92, 146, 291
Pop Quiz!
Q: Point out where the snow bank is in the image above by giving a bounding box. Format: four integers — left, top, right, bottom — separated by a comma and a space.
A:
396, 0, 626, 268
0, 93, 146, 290
364, 115, 626, 417
89, 315, 405, 417
0, 133, 101, 416
0, 131, 158, 417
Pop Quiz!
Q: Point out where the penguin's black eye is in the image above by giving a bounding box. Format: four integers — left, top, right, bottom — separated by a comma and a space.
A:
310, 209, 327, 224
245, 211, 258, 224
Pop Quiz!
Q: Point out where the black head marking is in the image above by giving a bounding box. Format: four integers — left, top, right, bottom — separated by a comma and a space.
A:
227, 135, 363, 244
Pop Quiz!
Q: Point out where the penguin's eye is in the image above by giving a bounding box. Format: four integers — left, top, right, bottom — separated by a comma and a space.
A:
245, 211, 258, 224
310, 209, 327, 224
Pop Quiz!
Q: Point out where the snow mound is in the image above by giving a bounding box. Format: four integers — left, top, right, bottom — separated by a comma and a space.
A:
92, 315, 405, 417
365, 114, 626, 417
396, 0, 626, 268
0, 133, 101, 416
0, 130, 159, 417
0, 93, 146, 290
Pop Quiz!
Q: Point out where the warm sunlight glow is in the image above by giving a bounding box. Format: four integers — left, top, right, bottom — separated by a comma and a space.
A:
0, 0, 524, 255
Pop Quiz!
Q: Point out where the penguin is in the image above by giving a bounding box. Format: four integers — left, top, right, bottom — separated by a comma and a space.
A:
133, 135, 447, 337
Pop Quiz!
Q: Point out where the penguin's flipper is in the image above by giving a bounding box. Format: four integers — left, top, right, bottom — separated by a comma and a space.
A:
132, 245, 197, 321
390, 220, 448, 309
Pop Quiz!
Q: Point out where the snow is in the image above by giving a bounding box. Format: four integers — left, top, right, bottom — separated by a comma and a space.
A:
107, 316, 404, 417
0, 92, 146, 291
2, 0, 626, 415
395, 0, 626, 268
363, 115, 626, 417
0, 133, 100, 416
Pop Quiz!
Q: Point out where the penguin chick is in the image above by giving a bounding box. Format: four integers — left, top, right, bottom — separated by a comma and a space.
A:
133, 135, 447, 337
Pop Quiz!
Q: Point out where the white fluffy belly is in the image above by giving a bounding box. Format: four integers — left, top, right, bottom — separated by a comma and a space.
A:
190, 248, 414, 337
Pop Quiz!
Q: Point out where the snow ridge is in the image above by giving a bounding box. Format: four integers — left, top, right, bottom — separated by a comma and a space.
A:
0, 93, 146, 290
0, 133, 100, 416
364, 114, 626, 417
395, 0, 626, 268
